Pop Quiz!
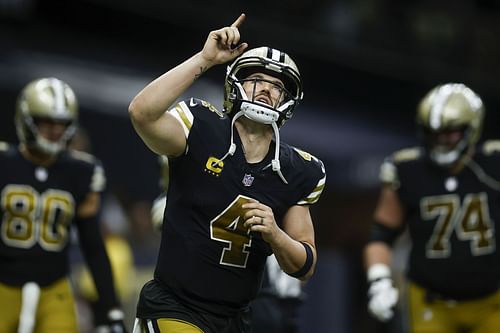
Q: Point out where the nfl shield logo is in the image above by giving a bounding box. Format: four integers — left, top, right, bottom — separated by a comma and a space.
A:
242, 174, 254, 187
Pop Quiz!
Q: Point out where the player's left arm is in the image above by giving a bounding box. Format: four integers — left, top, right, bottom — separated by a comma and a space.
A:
276, 205, 317, 280
242, 202, 316, 281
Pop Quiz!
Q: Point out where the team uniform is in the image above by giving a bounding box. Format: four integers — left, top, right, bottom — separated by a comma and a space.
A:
0, 142, 112, 333
381, 141, 500, 332
135, 98, 326, 333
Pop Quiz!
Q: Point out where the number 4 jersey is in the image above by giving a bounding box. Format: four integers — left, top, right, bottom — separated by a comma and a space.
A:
0, 142, 105, 286
381, 141, 500, 299
153, 98, 326, 316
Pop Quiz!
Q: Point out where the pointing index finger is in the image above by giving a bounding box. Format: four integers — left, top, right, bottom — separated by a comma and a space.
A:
231, 13, 246, 28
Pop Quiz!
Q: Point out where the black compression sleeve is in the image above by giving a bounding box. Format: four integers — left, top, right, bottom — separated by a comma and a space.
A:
369, 221, 405, 247
75, 213, 119, 312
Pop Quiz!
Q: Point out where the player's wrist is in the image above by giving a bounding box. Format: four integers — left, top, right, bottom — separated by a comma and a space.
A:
107, 307, 125, 321
367, 263, 392, 282
95, 308, 126, 333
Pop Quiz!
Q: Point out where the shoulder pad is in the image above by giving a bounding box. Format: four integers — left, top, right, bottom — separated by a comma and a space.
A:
198, 99, 224, 118
482, 140, 500, 156
68, 149, 97, 164
292, 147, 326, 205
90, 164, 106, 192
392, 147, 421, 163
293, 147, 313, 161
379, 159, 400, 188
292, 147, 326, 174
0, 141, 10, 152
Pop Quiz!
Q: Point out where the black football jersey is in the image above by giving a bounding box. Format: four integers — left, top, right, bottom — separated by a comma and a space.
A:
381, 141, 500, 299
0, 142, 106, 286
154, 98, 326, 316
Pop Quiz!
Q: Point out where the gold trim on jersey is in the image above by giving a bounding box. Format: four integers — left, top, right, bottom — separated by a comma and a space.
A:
200, 99, 224, 117
68, 150, 95, 163
169, 101, 194, 139
298, 175, 326, 205
379, 160, 400, 188
90, 164, 106, 192
0, 141, 9, 152
293, 147, 312, 161
482, 139, 500, 155
392, 147, 421, 162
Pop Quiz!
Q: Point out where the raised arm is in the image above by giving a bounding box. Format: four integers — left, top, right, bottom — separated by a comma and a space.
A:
128, 13, 248, 157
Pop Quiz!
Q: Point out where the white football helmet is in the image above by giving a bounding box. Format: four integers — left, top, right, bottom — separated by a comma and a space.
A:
15, 77, 78, 155
416, 83, 484, 167
223, 46, 303, 128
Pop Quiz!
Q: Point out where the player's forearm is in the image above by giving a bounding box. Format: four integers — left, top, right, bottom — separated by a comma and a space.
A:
76, 214, 120, 310
271, 232, 317, 281
128, 52, 213, 124
364, 241, 392, 268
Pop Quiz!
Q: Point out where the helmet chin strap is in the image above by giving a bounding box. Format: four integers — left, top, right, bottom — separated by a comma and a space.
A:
30, 122, 76, 156
430, 136, 468, 167
218, 107, 288, 184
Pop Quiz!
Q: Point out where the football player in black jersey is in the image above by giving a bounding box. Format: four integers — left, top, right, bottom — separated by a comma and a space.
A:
150, 157, 305, 333
0, 78, 126, 333
129, 13, 326, 333
364, 83, 500, 332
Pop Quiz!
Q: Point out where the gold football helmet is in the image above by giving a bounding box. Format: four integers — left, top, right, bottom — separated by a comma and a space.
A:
223, 46, 303, 128
416, 83, 484, 167
15, 77, 78, 155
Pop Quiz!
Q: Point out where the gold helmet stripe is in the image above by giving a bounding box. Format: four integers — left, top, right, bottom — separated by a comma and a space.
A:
50, 78, 66, 115
429, 84, 450, 129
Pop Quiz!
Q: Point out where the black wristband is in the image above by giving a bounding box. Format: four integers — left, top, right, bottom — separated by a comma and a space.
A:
369, 221, 404, 247
289, 242, 314, 278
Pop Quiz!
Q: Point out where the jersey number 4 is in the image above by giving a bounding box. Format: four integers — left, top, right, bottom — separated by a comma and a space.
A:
1, 185, 74, 251
421, 192, 495, 258
210, 195, 254, 268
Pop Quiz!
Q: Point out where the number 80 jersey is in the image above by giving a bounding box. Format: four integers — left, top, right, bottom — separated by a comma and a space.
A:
0, 142, 105, 286
155, 99, 326, 316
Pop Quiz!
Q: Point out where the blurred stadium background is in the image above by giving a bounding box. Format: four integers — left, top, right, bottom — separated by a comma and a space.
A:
1, 0, 499, 332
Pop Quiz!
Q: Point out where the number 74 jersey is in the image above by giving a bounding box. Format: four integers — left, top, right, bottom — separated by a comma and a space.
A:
381, 141, 500, 299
